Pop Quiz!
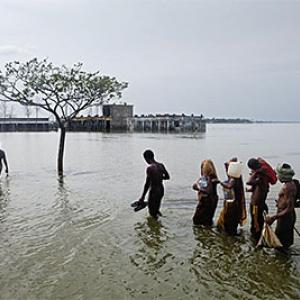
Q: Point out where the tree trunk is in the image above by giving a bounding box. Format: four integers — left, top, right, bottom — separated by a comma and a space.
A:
57, 125, 66, 176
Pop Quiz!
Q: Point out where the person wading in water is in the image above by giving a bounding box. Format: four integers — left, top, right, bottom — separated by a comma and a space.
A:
246, 158, 270, 242
0, 148, 8, 176
192, 159, 219, 226
137, 150, 170, 219
266, 163, 296, 251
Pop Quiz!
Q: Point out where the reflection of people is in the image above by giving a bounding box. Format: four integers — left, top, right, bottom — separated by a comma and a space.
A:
0, 149, 8, 175
217, 158, 247, 235
266, 163, 296, 250
192, 159, 219, 226
246, 158, 270, 241
138, 150, 170, 219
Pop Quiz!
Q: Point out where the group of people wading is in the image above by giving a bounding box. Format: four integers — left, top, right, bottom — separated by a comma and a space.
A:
191, 157, 299, 250
134, 150, 299, 252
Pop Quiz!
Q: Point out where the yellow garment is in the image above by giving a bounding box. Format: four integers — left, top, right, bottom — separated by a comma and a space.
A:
239, 194, 247, 226
217, 206, 226, 231
256, 222, 283, 248
217, 200, 231, 231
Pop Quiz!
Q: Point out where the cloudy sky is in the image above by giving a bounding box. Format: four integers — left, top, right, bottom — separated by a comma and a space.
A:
0, 0, 299, 121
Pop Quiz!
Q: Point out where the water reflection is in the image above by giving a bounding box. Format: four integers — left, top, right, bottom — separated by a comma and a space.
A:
130, 217, 173, 275
54, 176, 71, 210
191, 227, 300, 299
0, 176, 10, 215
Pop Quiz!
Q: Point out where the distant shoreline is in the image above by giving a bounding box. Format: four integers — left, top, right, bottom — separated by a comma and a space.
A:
205, 118, 300, 124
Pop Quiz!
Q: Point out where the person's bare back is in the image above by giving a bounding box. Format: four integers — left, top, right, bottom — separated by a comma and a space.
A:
0, 149, 8, 175
138, 150, 170, 219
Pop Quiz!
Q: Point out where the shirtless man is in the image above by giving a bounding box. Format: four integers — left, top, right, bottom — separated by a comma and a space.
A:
266, 163, 296, 250
0, 149, 8, 175
246, 158, 270, 241
138, 150, 170, 219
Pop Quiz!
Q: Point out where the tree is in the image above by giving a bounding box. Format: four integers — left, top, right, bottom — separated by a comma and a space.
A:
0, 58, 128, 175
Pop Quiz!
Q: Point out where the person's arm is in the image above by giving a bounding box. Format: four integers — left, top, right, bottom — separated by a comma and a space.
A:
266, 187, 294, 225
266, 200, 293, 225
3, 153, 8, 174
161, 164, 170, 180
139, 168, 151, 202
192, 178, 200, 191
246, 172, 259, 186
220, 178, 235, 189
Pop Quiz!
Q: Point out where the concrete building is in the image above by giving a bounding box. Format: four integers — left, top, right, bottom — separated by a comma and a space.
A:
0, 104, 205, 133
69, 103, 206, 132
101, 103, 206, 132
128, 114, 206, 133
102, 103, 133, 130
66, 116, 111, 132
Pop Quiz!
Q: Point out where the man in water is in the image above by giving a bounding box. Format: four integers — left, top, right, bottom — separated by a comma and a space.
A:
266, 163, 296, 250
138, 150, 170, 219
0, 149, 8, 176
246, 158, 270, 242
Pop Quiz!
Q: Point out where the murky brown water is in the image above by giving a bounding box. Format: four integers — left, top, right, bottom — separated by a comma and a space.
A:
0, 124, 299, 299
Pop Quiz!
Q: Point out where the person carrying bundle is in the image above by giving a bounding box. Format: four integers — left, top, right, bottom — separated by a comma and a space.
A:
217, 158, 247, 235
134, 150, 170, 219
266, 163, 296, 250
246, 158, 276, 242
192, 159, 219, 226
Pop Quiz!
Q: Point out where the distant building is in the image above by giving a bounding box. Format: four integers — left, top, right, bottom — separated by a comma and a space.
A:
0, 104, 206, 133
68, 103, 206, 133
102, 103, 133, 130
128, 114, 206, 133
66, 116, 111, 132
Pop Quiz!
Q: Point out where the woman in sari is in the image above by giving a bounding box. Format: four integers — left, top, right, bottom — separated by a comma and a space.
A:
217, 158, 247, 235
192, 159, 219, 226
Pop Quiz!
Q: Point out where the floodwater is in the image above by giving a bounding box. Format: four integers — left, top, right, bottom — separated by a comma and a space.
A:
0, 123, 300, 300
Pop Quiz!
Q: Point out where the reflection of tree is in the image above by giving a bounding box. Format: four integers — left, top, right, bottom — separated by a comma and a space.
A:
130, 217, 173, 275
55, 176, 71, 210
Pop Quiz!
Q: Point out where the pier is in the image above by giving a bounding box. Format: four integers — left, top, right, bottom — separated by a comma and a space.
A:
0, 118, 54, 132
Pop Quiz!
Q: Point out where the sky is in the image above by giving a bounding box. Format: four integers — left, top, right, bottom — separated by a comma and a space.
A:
0, 0, 300, 121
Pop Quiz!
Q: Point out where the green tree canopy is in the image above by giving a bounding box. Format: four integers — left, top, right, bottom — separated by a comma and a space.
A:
0, 58, 128, 175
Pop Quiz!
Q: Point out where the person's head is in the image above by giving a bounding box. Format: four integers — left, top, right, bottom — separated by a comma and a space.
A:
247, 158, 261, 171
276, 163, 295, 183
201, 159, 218, 178
143, 149, 155, 164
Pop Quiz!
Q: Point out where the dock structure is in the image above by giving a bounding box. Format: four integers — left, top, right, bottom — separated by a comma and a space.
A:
66, 116, 111, 132
0, 104, 206, 133
66, 104, 206, 132
128, 114, 206, 133
101, 103, 206, 132
0, 118, 54, 132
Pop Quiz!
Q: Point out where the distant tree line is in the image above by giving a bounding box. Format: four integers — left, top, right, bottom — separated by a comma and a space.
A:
204, 118, 253, 124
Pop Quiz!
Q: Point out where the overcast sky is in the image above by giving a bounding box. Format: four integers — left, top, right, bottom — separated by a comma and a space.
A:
0, 0, 299, 120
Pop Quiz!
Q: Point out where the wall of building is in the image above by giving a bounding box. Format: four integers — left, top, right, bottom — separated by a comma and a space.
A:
103, 104, 133, 130
128, 115, 206, 133
0, 118, 54, 132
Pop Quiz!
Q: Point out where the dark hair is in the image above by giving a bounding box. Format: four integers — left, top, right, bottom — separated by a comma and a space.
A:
247, 158, 261, 170
282, 163, 291, 169
143, 149, 154, 160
